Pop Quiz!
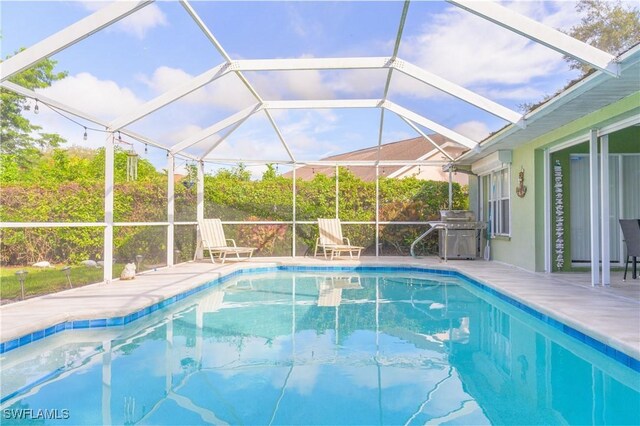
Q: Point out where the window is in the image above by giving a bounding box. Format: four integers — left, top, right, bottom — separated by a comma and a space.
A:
483, 167, 510, 236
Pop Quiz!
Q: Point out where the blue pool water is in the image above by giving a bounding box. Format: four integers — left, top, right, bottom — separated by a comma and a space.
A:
1, 270, 639, 425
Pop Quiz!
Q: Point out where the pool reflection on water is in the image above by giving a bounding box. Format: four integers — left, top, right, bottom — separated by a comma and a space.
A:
1, 271, 639, 425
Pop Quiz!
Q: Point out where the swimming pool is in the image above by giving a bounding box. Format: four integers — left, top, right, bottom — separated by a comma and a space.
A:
1, 268, 639, 425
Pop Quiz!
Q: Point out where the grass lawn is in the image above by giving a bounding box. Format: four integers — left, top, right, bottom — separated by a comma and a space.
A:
0, 264, 124, 303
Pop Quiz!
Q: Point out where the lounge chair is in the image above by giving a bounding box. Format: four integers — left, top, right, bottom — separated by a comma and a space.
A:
317, 280, 342, 307
314, 218, 363, 260
195, 219, 255, 264
619, 219, 640, 280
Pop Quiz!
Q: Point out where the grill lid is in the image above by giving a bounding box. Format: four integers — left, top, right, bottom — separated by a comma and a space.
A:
440, 210, 476, 222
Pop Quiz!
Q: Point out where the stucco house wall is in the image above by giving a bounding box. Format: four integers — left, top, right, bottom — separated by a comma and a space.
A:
470, 93, 640, 272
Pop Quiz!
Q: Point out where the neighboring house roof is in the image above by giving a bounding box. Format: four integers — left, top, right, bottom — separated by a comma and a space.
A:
458, 45, 640, 165
288, 135, 465, 181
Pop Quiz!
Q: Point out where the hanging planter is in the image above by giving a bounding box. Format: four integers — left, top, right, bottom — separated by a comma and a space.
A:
181, 162, 197, 189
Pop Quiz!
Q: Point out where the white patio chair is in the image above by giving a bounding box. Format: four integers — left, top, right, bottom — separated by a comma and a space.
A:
314, 218, 363, 260
195, 219, 255, 264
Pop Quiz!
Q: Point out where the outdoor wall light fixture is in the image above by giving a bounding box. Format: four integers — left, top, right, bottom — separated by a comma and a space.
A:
62, 266, 73, 288
15, 270, 28, 299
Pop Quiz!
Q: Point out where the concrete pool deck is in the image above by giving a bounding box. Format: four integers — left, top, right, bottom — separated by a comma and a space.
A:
1, 256, 639, 360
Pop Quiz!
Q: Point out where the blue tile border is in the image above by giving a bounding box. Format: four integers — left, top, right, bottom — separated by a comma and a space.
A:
1, 264, 638, 372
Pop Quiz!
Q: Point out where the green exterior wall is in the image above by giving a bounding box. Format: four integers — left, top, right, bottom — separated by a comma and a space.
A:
476, 92, 640, 272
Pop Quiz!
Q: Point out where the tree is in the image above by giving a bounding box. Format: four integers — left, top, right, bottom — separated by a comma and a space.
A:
0, 49, 68, 164
262, 163, 278, 180
567, 0, 640, 73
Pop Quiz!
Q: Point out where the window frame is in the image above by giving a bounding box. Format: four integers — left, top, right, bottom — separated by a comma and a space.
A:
481, 166, 511, 237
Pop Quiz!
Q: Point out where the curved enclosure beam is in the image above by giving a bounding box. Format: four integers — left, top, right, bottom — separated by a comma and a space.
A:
448, 0, 617, 75
260, 98, 476, 150
264, 110, 295, 161
108, 63, 232, 131
180, 0, 232, 62
233, 57, 390, 72
170, 104, 262, 154
233, 58, 522, 124
199, 108, 257, 160
264, 99, 383, 110
0, 81, 194, 159
379, 1, 412, 162
398, 116, 455, 162
0, 1, 154, 81
395, 60, 523, 125
383, 101, 478, 149
180, 0, 295, 162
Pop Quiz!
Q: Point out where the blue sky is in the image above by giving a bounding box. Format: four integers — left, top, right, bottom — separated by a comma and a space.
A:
2, 0, 590, 172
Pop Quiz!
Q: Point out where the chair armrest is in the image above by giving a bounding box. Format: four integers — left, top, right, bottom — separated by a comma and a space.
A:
226, 239, 237, 247
343, 237, 351, 245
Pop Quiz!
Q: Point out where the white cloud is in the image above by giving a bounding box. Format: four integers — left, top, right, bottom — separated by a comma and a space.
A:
285, 70, 334, 99
78, 1, 111, 12
402, 9, 562, 86
140, 66, 256, 111
286, 4, 324, 39
280, 110, 341, 154
79, 2, 167, 39
40, 72, 143, 120
453, 120, 492, 141
166, 124, 205, 145
200, 113, 291, 163
505, 0, 580, 30
477, 86, 545, 101
388, 71, 446, 100
396, 1, 580, 100
249, 69, 335, 100
249, 65, 387, 101
328, 69, 387, 97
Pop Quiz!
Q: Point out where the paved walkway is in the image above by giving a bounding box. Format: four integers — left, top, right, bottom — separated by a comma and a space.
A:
1, 257, 639, 359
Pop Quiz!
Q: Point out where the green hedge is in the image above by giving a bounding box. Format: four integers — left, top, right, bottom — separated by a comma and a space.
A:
0, 150, 467, 266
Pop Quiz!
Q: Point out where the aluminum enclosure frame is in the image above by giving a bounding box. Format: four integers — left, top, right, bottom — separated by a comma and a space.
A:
0, 0, 618, 285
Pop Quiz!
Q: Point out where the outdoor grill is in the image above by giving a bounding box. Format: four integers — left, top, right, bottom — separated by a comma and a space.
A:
410, 210, 486, 260
436, 210, 486, 260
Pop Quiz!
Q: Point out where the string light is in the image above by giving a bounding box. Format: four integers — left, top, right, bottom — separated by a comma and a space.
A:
144, 143, 148, 154
34, 99, 39, 114
83, 127, 88, 141
118, 131, 122, 142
